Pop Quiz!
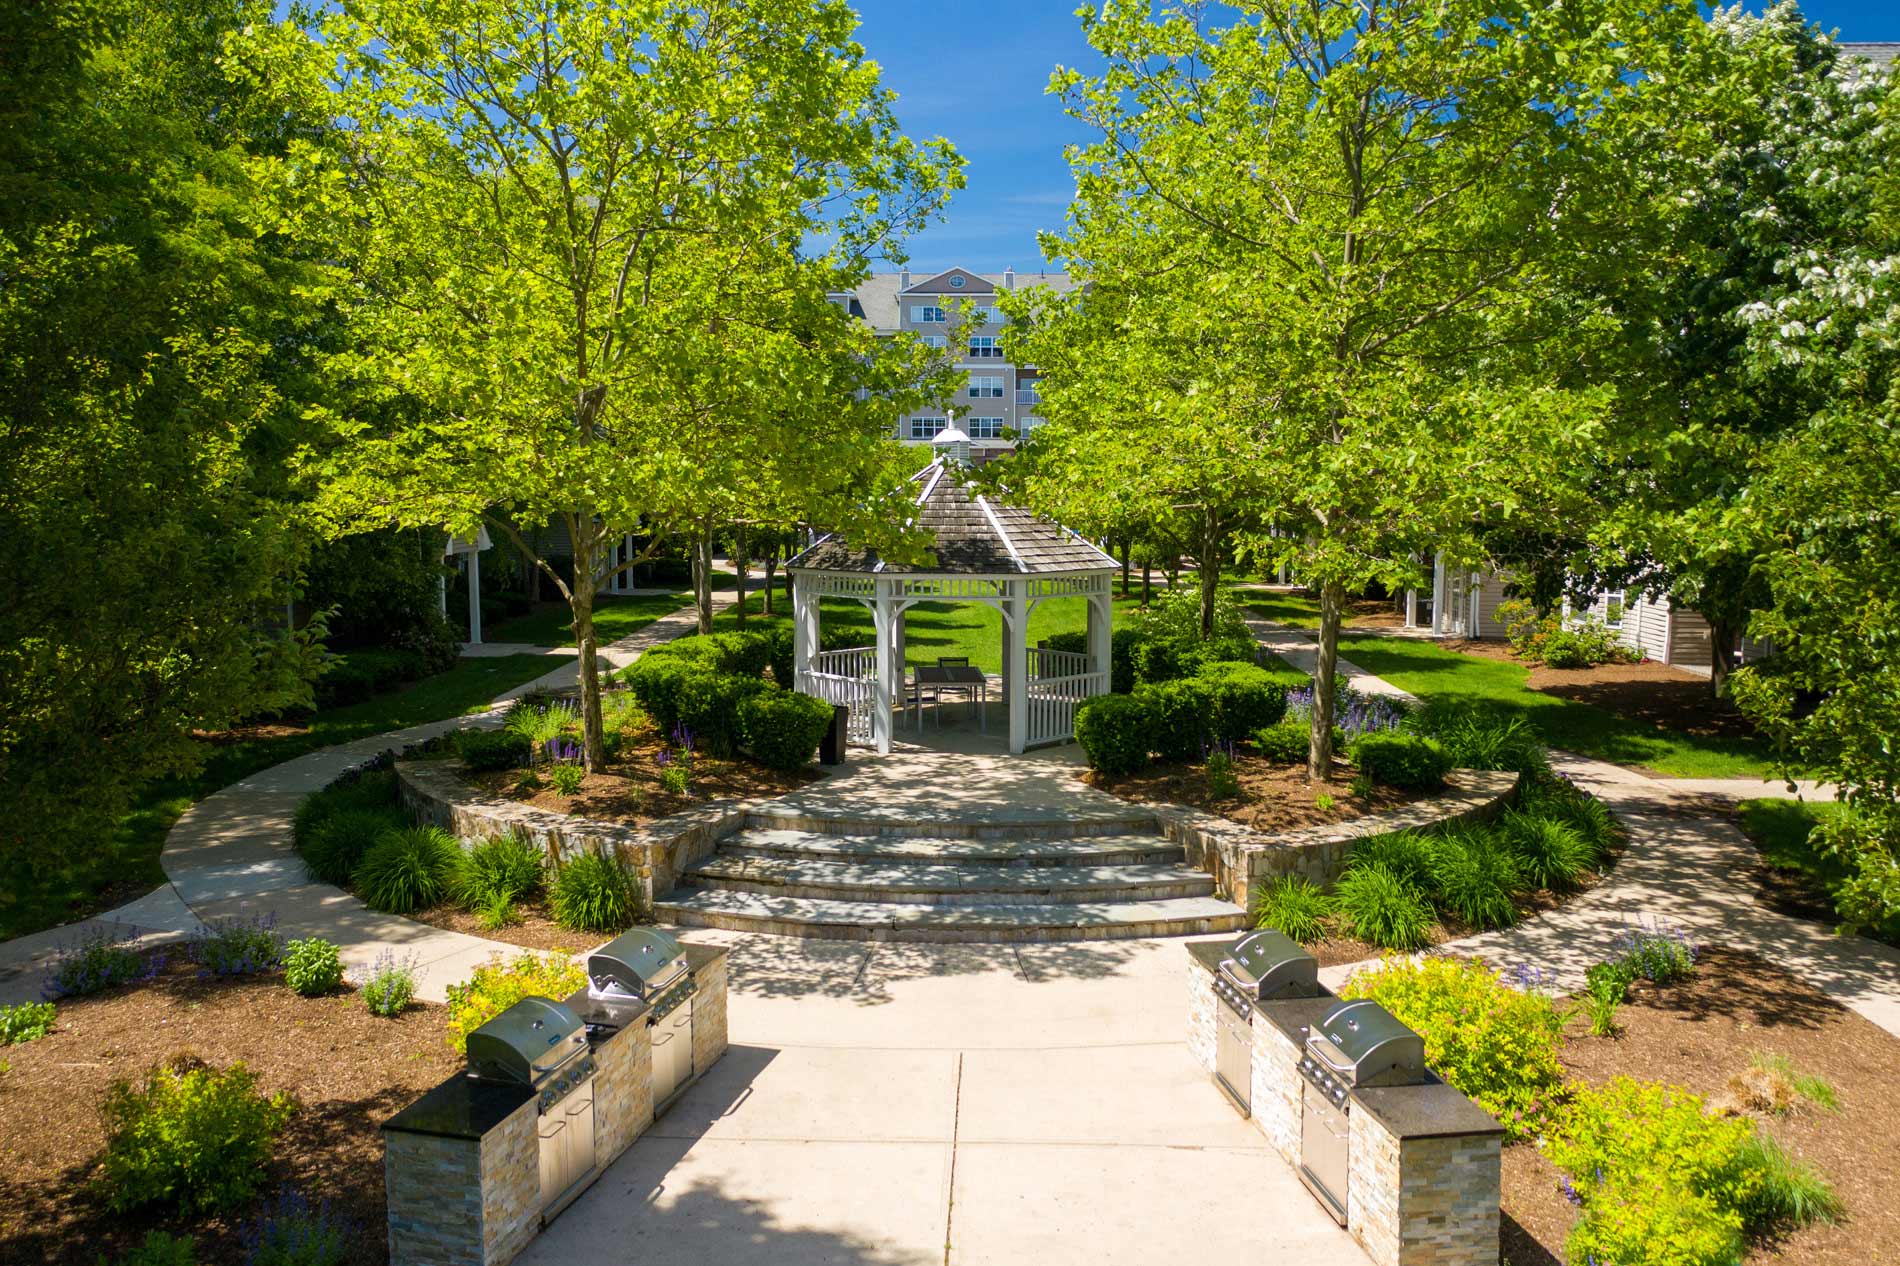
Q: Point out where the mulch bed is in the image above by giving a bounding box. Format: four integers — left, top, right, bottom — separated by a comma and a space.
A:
408, 897, 601, 955
1086, 753, 1426, 833
0, 962, 460, 1266
470, 725, 820, 829
1443, 638, 1760, 742
1502, 946, 1900, 1266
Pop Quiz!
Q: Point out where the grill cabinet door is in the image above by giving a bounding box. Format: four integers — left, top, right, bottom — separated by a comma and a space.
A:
537, 1115, 567, 1209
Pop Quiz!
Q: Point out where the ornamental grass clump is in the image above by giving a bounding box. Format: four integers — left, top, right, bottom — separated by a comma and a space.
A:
1333, 862, 1434, 951
99, 1055, 295, 1214
1427, 828, 1522, 931
301, 809, 405, 886
551, 851, 643, 932
1340, 956, 1564, 1139
1347, 830, 1438, 891
1498, 809, 1594, 891
290, 768, 401, 850
445, 952, 588, 1052
352, 826, 460, 914
1250, 875, 1333, 943
451, 831, 546, 909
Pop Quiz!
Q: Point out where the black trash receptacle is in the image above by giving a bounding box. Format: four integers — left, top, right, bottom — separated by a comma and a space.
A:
819, 704, 849, 765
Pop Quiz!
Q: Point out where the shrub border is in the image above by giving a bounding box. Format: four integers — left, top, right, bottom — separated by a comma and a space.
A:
1146, 768, 1523, 905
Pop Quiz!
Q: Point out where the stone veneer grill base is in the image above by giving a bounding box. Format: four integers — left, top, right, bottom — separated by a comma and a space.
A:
382, 944, 729, 1266
1186, 943, 1503, 1266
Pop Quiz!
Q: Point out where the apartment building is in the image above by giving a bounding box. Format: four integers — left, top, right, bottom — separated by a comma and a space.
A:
834, 266, 1075, 457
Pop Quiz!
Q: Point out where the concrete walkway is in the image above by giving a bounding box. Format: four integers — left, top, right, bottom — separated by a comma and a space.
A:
520, 929, 1366, 1266
1245, 616, 1418, 704
0, 599, 737, 1006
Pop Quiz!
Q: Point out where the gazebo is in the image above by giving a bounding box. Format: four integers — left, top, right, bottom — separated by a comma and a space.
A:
785, 432, 1116, 755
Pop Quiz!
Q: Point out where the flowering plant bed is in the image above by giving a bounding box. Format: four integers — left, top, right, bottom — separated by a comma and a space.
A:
1503, 946, 1899, 1266
0, 958, 459, 1265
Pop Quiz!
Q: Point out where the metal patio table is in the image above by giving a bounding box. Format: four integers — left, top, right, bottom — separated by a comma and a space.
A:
913, 664, 988, 733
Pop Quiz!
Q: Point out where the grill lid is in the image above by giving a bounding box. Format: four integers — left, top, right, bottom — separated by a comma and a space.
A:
1218, 929, 1319, 1000
1306, 999, 1427, 1088
588, 928, 689, 1001
466, 996, 587, 1086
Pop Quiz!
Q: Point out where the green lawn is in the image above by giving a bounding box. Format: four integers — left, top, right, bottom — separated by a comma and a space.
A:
1334, 633, 1780, 778
1240, 590, 1322, 628
486, 590, 694, 646
1737, 797, 1897, 945
0, 653, 556, 942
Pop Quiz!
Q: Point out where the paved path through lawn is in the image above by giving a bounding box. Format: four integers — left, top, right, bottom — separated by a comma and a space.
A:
1246, 616, 1418, 703
0, 599, 734, 1005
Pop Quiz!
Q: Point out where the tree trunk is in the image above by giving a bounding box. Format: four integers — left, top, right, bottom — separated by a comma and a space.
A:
695, 522, 714, 634
1197, 508, 1221, 638
1309, 581, 1344, 782
1707, 617, 1741, 700
1119, 539, 1130, 596
1142, 560, 1152, 606
570, 539, 607, 771
763, 543, 777, 616
733, 524, 749, 626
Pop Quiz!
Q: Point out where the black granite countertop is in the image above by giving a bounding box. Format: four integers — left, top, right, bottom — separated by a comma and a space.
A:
382, 1072, 533, 1141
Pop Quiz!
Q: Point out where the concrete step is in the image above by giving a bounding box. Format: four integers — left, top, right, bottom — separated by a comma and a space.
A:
653, 888, 1249, 943
685, 855, 1215, 906
722, 826, 1185, 868
741, 806, 1161, 841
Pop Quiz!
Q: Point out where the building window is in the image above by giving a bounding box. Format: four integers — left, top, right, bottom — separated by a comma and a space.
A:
910, 305, 945, 323
967, 417, 1006, 439
973, 304, 1004, 324
1015, 385, 1041, 405
920, 334, 947, 349
968, 336, 1002, 359
1019, 415, 1044, 434
967, 376, 1004, 399
1602, 591, 1626, 626
949, 275, 965, 288
908, 416, 946, 440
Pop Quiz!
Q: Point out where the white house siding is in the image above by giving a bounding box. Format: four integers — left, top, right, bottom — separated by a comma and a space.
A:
1430, 566, 1512, 639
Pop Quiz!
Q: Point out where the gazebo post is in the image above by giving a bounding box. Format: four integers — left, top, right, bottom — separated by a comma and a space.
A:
792, 584, 817, 681
1006, 584, 1029, 754
872, 578, 895, 754
1087, 584, 1112, 685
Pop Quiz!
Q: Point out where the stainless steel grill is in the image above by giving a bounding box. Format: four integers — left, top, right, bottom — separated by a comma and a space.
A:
464, 996, 598, 1214
1210, 931, 1319, 1117
1298, 999, 1428, 1225
587, 929, 697, 1109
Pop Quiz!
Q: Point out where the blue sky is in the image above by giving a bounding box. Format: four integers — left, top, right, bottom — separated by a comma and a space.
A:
853, 0, 1900, 275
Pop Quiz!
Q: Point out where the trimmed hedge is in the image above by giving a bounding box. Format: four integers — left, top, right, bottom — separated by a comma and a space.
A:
740, 689, 834, 771
460, 729, 531, 772
1074, 694, 1156, 776
1135, 678, 1213, 762
1040, 631, 1088, 657
1109, 627, 1144, 694
1197, 661, 1303, 742
313, 648, 435, 710
1349, 732, 1453, 790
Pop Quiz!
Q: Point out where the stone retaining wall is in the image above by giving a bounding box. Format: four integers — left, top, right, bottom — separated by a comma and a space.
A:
396, 759, 744, 906
1154, 768, 1520, 906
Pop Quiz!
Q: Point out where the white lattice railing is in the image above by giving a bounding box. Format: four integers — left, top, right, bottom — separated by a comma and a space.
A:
798, 644, 878, 744
796, 669, 877, 744
814, 645, 876, 682
1027, 647, 1089, 680
1024, 669, 1108, 747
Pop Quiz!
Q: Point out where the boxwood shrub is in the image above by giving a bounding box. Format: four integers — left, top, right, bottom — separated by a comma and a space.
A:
740, 689, 834, 771
1339, 955, 1565, 1139
1074, 694, 1156, 776
1136, 678, 1214, 763
1109, 626, 1144, 694
1348, 732, 1453, 791
672, 667, 769, 757
1196, 661, 1302, 742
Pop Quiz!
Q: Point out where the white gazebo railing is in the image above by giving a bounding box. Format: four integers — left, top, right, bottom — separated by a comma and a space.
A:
1024, 647, 1106, 748
797, 645, 878, 744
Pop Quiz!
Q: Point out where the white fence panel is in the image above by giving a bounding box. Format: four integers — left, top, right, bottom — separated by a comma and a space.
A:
1024, 669, 1108, 748
799, 644, 878, 744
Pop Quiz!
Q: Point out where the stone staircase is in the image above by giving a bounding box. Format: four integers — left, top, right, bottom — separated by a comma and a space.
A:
653, 809, 1248, 943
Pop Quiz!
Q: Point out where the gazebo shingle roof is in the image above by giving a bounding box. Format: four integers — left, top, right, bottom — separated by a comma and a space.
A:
788, 460, 1116, 576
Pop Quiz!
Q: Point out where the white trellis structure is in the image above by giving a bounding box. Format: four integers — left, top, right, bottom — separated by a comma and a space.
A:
786, 442, 1116, 755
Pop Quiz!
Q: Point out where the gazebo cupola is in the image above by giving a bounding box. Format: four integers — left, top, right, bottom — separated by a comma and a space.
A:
784, 443, 1116, 755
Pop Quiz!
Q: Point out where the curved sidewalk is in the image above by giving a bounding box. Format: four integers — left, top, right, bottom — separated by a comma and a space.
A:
0, 600, 729, 1006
